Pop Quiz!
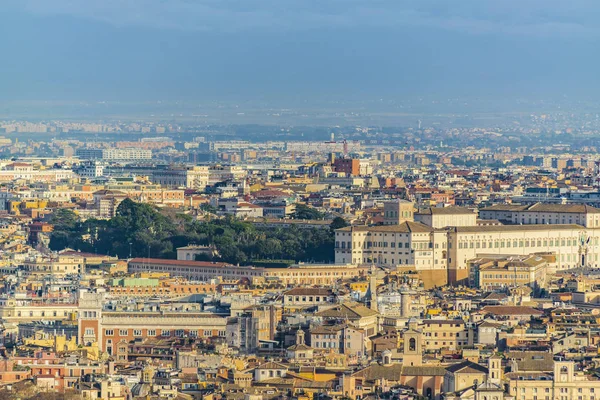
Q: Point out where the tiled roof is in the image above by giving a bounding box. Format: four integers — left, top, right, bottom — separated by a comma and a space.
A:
337, 221, 433, 233
481, 306, 543, 316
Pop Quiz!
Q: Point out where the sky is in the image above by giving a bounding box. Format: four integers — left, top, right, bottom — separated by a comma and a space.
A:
1, 0, 600, 105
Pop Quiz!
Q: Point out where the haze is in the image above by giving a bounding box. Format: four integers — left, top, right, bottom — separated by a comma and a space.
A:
2, 0, 600, 108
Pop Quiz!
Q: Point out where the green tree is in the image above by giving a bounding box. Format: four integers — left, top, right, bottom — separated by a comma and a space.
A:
292, 204, 324, 220
330, 217, 349, 230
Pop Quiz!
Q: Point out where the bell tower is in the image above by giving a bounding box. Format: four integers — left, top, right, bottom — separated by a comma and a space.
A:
77, 290, 104, 348
488, 355, 502, 385
402, 321, 422, 366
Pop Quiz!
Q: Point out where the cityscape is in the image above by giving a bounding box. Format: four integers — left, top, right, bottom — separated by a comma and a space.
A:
4, 0, 600, 399
0, 117, 595, 399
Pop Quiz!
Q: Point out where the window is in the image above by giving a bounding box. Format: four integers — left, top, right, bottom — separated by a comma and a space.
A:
148, 329, 156, 336
105, 330, 114, 336
133, 330, 142, 337
119, 329, 128, 336
409, 337, 416, 351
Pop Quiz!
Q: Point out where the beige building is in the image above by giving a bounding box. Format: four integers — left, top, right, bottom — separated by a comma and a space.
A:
507, 360, 600, 400
0, 296, 78, 323
151, 166, 210, 190
469, 254, 551, 292
480, 203, 600, 227
415, 206, 477, 229
129, 258, 367, 286
335, 222, 448, 271
447, 224, 599, 284
420, 319, 470, 351
383, 200, 415, 225
21, 254, 85, 276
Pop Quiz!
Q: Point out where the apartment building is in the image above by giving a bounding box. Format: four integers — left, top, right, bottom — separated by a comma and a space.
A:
506, 361, 600, 400
76, 148, 152, 161
309, 324, 366, 358
77, 292, 228, 354
420, 319, 470, 351
469, 254, 551, 292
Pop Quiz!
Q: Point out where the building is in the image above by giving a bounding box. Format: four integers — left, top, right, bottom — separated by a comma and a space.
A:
414, 206, 477, 229
77, 291, 228, 354
420, 319, 470, 351
447, 224, 598, 285
334, 222, 448, 287
151, 166, 210, 190
469, 254, 551, 292
76, 148, 152, 161
309, 324, 366, 358
226, 316, 259, 353
283, 288, 335, 311
129, 258, 367, 286
333, 158, 360, 176
383, 200, 415, 225
479, 203, 600, 227
506, 360, 600, 400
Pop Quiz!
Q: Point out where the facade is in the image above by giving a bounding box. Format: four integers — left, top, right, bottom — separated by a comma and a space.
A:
506, 361, 600, 400
129, 258, 367, 286
469, 254, 550, 292
383, 200, 415, 225
309, 325, 366, 358
76, 148, 152, 161
334, 222, 448, 274
480, 203, 600, 227
420, 319, 470, 351
447, 224, 598, 284
414, 207, 477, 229
77, 292, 228, 354
151, 166, 210, 190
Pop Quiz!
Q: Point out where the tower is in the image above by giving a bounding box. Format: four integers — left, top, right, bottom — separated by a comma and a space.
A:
402, 321, 422, 366
487, 355, 502, 385
295, 329, 306, 346
383, 200, 415, 225
554, 361, 574, 383
368, 266, 378, 312
77, 290, 104, 348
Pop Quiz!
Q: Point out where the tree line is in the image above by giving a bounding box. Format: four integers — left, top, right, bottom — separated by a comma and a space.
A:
49, 199, 347, 265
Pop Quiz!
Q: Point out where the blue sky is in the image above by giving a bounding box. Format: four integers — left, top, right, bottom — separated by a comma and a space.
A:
2, 0, 599, 103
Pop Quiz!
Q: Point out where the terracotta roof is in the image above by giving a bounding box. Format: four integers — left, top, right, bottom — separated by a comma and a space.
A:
481, 305, 543, 316
337, 221, 433, 233
446, 360, 488, 374
256, 361, 288, 370
128, 257, 232, 268
417, 206, 475, 215
316, 303, 378, 319
284, 287, 333, 296
450, 224, 583, 233
422, 319, 464, 326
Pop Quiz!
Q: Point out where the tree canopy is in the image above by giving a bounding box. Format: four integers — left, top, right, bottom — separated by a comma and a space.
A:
49, 200, 335, 264
292, 203, 325, 220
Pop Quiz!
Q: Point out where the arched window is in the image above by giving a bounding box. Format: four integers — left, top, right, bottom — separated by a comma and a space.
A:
409, 337, 416, 351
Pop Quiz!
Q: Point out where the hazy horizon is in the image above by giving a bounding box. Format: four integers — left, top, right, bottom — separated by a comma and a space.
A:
2, 1, 600, 112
